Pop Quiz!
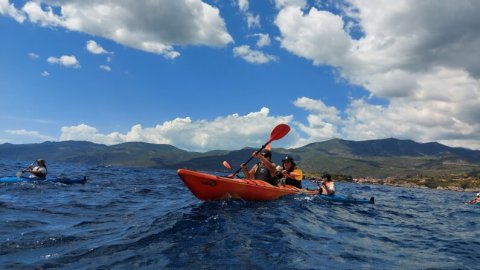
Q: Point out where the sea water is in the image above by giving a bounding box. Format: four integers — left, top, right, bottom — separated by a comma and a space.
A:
0, 160, 479, 269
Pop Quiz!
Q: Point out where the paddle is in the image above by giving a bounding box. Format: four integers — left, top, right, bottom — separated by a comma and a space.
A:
231, 123, 291, 177
16, 161, 35, 178
221, 160, 237, 178
222, 161, 232, 170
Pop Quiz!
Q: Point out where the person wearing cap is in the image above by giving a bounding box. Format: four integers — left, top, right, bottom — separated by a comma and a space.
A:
320, 173, 335, 195
240, 149, 277, 186
22, 159, 48, 179
467, 192, 480, 204
276, 155, 303, 188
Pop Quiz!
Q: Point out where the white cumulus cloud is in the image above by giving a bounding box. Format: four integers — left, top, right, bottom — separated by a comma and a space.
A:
274, 0, 307, 9
99, 65, 111, 72
5, 129, 55, 141
47, 55, 80, 68
252, 33, 271, 47
275, 6, 352, 67
233, 45, 278, 64
238, 0, 249, 12
237, 0, 260, 29
86, 40, 112, 55
246, 13, 260, 28
274, 1, 480, 150
60, 124, 125, 145
0, 0, 26, 22
28, 52, 39, 59
10, 0, 233, 59
291, 97, 342, 147
59, 108, 295, 151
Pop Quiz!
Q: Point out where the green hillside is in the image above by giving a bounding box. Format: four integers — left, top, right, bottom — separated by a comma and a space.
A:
1, 138, 480, 181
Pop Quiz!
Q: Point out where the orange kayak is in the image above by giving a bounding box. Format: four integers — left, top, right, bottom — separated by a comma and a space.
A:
177, 169, 319, 201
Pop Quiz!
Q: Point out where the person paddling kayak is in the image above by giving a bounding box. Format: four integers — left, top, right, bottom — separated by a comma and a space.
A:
21, 159, 48, 179
241, 149, 278, 186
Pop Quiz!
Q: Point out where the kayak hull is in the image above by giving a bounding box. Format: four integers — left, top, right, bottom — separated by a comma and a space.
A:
177, 169, 319, 201
319, 194, 375, 204
0, 176, 87, 184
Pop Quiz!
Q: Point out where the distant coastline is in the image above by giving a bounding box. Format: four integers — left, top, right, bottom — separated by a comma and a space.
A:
304, 173, 479, 192
2, 139, 480, 192
350, 176, 479, 192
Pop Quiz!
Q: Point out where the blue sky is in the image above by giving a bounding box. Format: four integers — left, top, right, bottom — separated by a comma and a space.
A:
1, 0, 480, 152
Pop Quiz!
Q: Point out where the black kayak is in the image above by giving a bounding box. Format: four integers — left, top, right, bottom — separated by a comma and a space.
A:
0, 176, 87, 184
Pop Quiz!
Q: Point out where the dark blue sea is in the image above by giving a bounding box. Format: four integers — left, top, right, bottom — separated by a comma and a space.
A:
1, 160, 479, 270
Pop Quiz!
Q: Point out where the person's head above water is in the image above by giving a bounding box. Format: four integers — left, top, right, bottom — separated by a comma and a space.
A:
36, 159, 46, 166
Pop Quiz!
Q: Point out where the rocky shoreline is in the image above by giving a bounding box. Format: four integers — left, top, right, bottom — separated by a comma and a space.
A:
351, 177, 479, 192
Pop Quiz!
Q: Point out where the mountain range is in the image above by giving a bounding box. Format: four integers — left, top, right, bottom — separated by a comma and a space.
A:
1, 138, 480, 178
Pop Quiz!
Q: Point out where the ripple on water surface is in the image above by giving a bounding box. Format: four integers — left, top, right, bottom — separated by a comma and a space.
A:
0, 161, 479, 269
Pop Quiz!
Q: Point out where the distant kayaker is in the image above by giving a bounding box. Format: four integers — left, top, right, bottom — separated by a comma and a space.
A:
276, 155, 303, 188
320, 173, 335, 195
22, 159, 48, 179
241, 149, 277, 186
467, 192, 480, 204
